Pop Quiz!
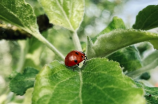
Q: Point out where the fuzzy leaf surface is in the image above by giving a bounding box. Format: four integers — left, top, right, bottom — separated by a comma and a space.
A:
149, 40, 158, 49
0, 0, 39, 34
108, 46, 143, 72
136, 82, 158, 104
39, 0, 84, 31
97, 17, 143, 72
9, 67, 39, 95
133, 5, 158, 30
32, 58, 145, 104
87, 29, 158, 58
87, 17, 126, 58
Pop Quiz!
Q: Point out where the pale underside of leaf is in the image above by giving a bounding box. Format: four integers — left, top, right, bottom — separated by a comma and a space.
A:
88, 29, 158, 58
32, 58, 145, 104
39, 0, 84, 31
0, 0, 38, 34
143, 50, 158, 65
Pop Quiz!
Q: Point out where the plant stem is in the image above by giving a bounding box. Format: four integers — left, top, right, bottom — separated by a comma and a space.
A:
16, 40, 29, 72
34, 31, 65, 60
72, 31, 82, 51
72, 31, 83, 68
5, 92, 14, 104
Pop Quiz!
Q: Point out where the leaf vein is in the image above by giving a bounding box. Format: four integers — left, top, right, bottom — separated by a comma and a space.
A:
140, 9, 158, 29
56, 0, 74, 30
78, 70, 83, 104
84, 82, 119, 104
46, 74, 78, 104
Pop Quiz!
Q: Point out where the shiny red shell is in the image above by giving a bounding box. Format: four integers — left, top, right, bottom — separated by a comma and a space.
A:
65, 50, 86, 67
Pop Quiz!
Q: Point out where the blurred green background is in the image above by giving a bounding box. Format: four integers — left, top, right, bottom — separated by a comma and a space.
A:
0, 0, 158, 104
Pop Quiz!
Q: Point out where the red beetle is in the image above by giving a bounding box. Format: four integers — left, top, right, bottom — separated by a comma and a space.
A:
65, 50, 87, 68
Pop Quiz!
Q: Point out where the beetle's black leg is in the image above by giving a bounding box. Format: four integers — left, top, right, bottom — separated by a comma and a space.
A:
85, 56, 87, 60
83, 60, 85, 64
66, 66, 70, 69
73, 65, 78, 71
84, 60, 88, 65
83, 56, 87, 65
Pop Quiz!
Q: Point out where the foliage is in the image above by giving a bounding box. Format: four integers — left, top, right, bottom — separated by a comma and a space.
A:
0, 0, 158, 104
133, 5, 158, 30
9, 67, 38, 95
0, 0, 38, 34
140, 72, 150, 80
39, 0, 84, 31
32, 58, 145, 104
136, 81, 158, 104
93, 16, 126, 40
108, 46, 143, 72
86, 28, 158, 58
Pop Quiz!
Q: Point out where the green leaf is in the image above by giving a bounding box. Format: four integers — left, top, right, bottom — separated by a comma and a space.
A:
86, 36, 96, 58
127, 58, 158, 78
0, 0, 39, 34
108, 46, 143, 72
136, 81, 158, 104
145, 87, 158, 104
136, 42, 153, 56
149, 40, 158, 49
9, 67, 39, 95
32, 58, 145, 104
0, 0, 65, 60
92, 16, 126, 42
98, 16, 126, 34
87, 29, 158, 58
9, 71, 19, 79
130, 50, 158, 77
140, 72, 150, 80
133, 5, 158, 30
87, 17, 126, 58
143, 50, 158, 66
39, 0, 84, 31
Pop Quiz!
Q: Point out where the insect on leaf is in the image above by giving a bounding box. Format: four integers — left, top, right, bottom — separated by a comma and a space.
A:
32, 58, 146, 104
